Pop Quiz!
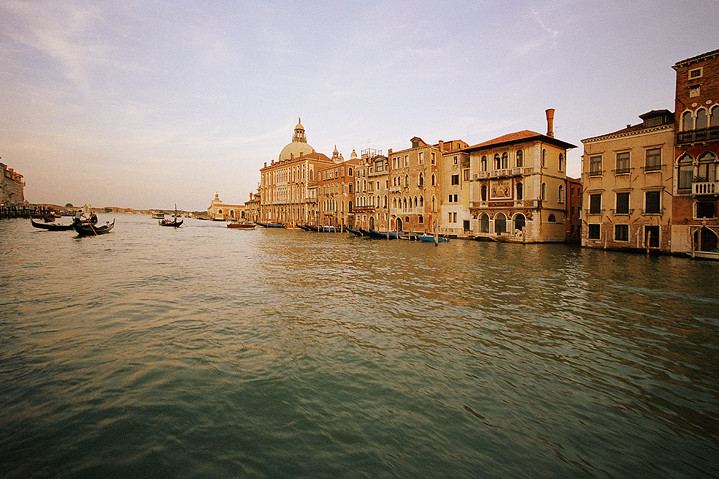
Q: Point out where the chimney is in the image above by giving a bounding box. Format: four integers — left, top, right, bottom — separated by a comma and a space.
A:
545, 108, 555, 138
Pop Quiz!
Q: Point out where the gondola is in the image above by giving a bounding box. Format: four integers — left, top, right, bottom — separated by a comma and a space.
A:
346, 227, 364, 237
31, 219, 74, 231
73, 219, 115, 236
418, 234, 450, 243
159, 218, 183, 227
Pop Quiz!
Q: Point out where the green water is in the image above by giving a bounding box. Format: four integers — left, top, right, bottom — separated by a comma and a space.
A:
1, 215, 718, 478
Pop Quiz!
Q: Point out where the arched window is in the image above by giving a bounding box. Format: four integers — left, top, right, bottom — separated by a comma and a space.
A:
514, 214, 525, 233
419, 196, 424, 207
495, 213, 507, 234
393, 198, 397, 208
542, 149, 547, 167
559, 153, 564, 171
712, 106, 719, 127
414, 196, 418, 207
349, 183, 353, 193
432, 196, 436, 211
697, 108, 709, 129
481, 185, 487, 201
405, 175, 409, 187
683, 111, 694, 131
558, 184, 564, 203
481, 156, 488, 171
431, 174, 436, 186
349, 201, 353, 212
494, 154, 501, 169
516, 182, 523, 200
501, 152, 508, 169
516, 150, 523, 168
541, 182, 546, 201
419, 173, 424, 187
479, 213, 489, 233
678, 154, 694, 190
548, 214, 556, 222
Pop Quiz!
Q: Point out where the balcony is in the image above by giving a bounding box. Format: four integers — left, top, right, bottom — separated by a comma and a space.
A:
693, 181, 719, 196
677, 126, 719, 145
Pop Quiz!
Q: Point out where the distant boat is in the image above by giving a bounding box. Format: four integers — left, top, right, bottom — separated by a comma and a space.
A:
30, 219, 74, 231
73, 219, 115, 236
227, 221, 255, 229
151, 211, 165, 219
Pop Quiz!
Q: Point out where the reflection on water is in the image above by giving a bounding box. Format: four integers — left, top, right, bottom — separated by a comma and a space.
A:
1, 215, 718, 478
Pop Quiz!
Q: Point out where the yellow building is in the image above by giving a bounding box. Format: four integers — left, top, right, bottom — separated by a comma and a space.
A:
259, 119, 333, 225
581, 110, 675, 252
439, 146, 471, 236
468, 110, 576, 242
353, 150, 389, 231
388, 137, 467, 233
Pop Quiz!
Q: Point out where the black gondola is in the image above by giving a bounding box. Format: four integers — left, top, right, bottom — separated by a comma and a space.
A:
159, 218, 183, 227
73, 219, 115, 236
346, 227, 363, 237
31, 219, 75, 231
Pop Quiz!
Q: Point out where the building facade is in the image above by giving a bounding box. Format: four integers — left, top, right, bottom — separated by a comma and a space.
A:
207, 192, 245, 221
565, 177, 582, 243
580, 110, 675, 252
439, 144, 471, 236
259, 119, 333, 225
353, 150, 389, 231
671, 49, 719, 255
468, 110, 575, 242
1, 162, 25, 207
317, 149, 359, 228
388, 138, 467, 233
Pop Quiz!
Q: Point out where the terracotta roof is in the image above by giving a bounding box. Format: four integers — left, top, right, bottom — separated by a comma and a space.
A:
464, 130, 576, 151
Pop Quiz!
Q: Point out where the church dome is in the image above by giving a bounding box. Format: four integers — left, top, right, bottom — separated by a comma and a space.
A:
278, 117, 315, 161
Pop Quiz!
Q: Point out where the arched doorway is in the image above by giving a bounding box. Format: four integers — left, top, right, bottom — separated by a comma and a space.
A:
396, 218, 403, 232
479, 213, 489, 233
495, 213, 507, 234
513, 213, 525, 234
369, 216, 375, 230
695, 227, 719, 252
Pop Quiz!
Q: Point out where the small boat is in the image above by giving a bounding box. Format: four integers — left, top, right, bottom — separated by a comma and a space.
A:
151, 211, 165, 219
418, 235, 450, 243
689, 251, 719, 261
73, 219, 115, 236
159, 217, 183, 227
346, 227, 363, 237
321, 225, 337, 233
368, 230, 390, 239
31, 219, 74, 231
296, 225, 311, 231
228, 221, 255, 229
285, 223, 302, 230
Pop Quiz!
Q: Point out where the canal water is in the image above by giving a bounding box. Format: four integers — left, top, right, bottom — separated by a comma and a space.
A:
1, 214, 718, 478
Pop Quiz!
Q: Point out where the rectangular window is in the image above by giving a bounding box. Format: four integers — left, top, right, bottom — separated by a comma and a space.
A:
453, 156, 458, 165
645, 191, 661, 214
696, 201, 717, 219
453, 212, 457, 222
615, 224, 629, 241
589, 194, 602, 214
451, 174, 460, 185
616, 192, 630, 214
419, 152, 424, 164
588, 224, 601, 239
448, 194, 453, 203
689, 67, 703, 79
589, 156, 602, 176
453, 194, 458, 202
645, 148, 661, 171
463, 169, 470, 181
431, 152, 436, 164
404, 155, 409, 167
616, 152, 630, 174
448, 213, 452, 222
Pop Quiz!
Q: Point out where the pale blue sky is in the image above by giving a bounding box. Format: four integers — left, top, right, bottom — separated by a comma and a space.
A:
1, 0, 717, 210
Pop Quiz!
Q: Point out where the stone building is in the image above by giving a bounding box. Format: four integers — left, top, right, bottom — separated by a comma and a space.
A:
353, 150, 389, 231
317, 147, 360, 228
207, 192, 245, 221
259, 119, 333, 225
468, 110, 575, 242
439, 145, 471, 236
388, 138, 467, 233
580, 110, 675, 252
244, 192, 261, 222
671, 49, 719, 255
1, 162, 25, 206
565, 177, 582, 243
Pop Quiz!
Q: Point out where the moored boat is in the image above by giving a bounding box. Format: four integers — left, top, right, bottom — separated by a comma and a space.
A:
30, 219, 74, 231
418, 234, 450, 243
227, 221, 255, 229
346, 227, 363, 237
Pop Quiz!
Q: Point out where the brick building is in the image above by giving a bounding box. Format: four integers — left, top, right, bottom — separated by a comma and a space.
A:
671, 49, 719, 255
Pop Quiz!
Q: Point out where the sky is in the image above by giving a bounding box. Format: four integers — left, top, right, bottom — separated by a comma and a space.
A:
1, 0, 718, 211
